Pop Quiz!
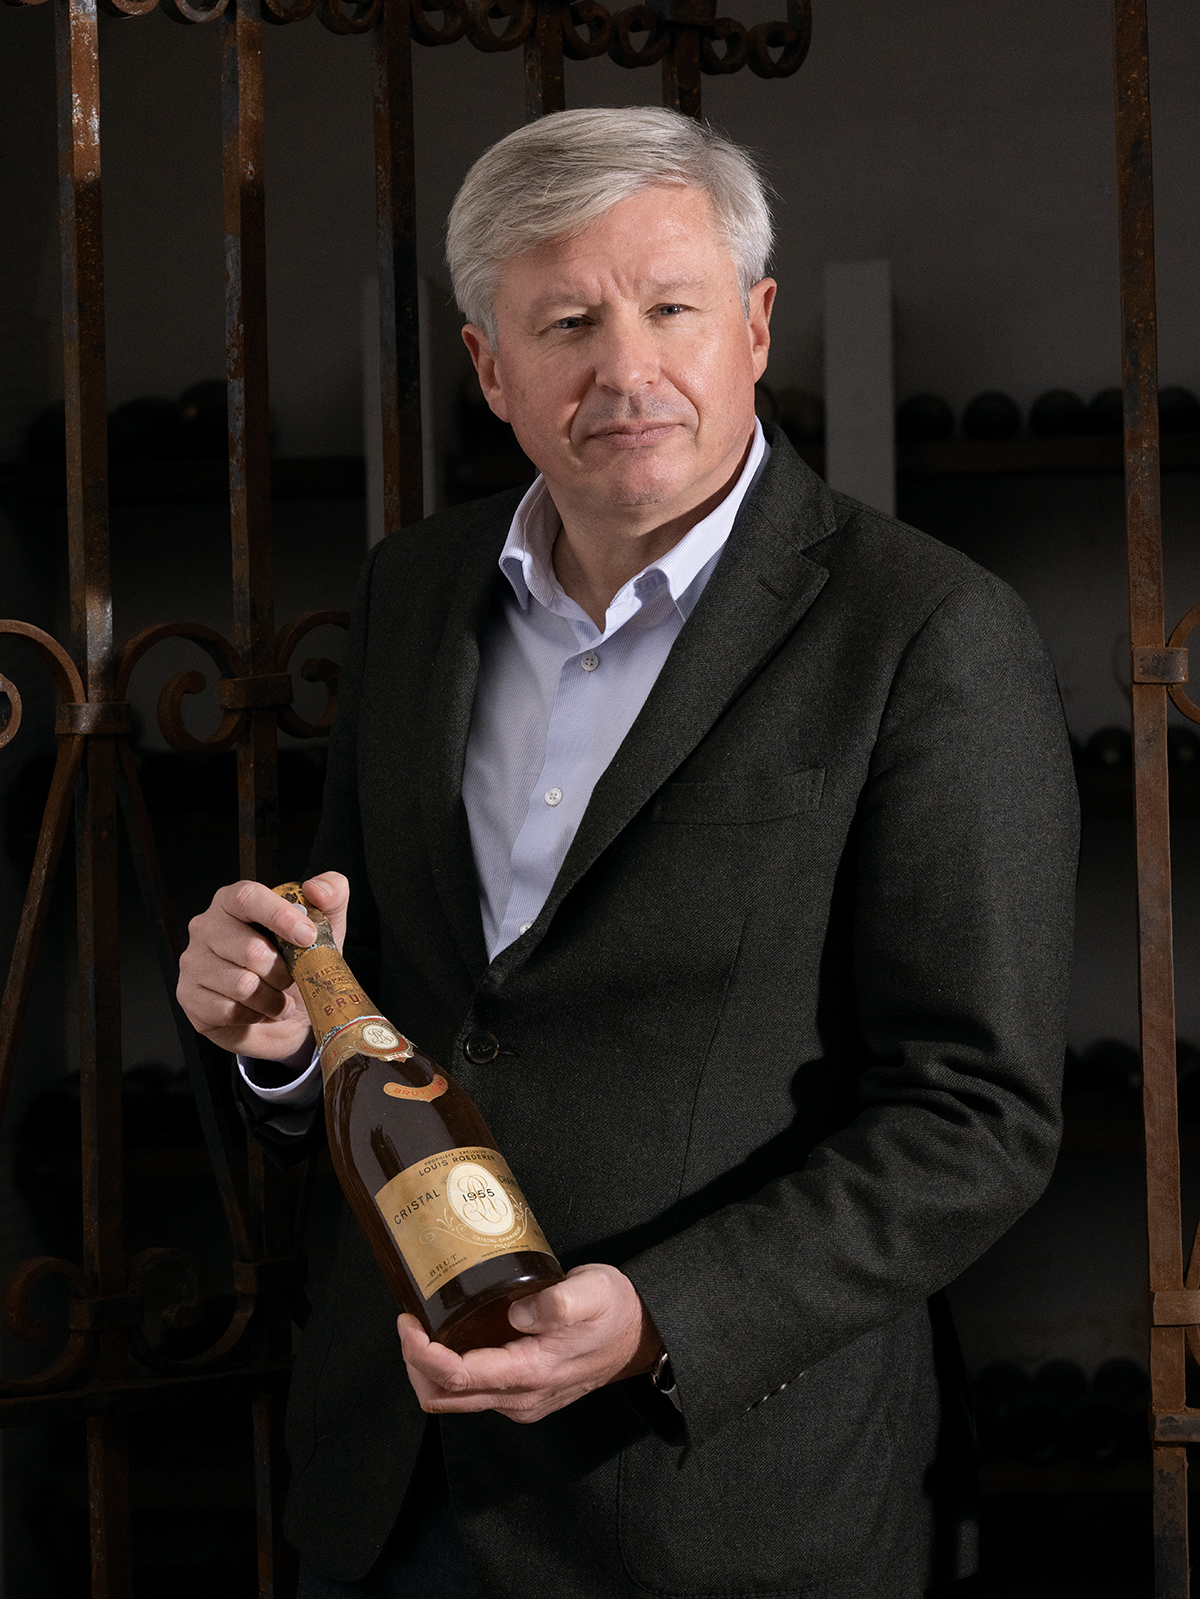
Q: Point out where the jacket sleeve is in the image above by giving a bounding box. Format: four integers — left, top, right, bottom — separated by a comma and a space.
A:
621, 573, 1079, 1445
231, 539, 386, 1167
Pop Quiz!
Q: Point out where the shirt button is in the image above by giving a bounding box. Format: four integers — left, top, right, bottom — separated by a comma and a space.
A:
580, 652, 599, 672
544, 787, 563, 807
519, 921, 533, 935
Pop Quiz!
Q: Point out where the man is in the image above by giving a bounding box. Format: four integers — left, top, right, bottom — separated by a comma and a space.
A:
178, 108, 1078, 1598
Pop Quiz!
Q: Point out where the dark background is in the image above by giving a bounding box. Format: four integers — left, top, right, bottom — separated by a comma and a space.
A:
2, 1, 1200, 1592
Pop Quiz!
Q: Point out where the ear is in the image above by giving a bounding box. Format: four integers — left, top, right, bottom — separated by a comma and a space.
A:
461, 324, 510, 423
747, 279, 776, 384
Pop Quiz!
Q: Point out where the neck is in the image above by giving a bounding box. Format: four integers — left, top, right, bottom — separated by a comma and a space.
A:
550, 431, 754, 630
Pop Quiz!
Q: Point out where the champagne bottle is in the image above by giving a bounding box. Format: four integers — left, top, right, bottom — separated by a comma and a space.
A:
267, 882, 564, 1352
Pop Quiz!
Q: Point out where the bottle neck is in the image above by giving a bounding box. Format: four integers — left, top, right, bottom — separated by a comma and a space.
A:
285, 938, 386, 1067
269, 883, 416, 1078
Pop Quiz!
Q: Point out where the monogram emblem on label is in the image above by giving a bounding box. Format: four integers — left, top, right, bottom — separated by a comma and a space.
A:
445, 1161, 516, 1237
362, 1022, 399, 1049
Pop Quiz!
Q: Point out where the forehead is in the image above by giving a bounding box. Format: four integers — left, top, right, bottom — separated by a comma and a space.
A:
496, 185, 737, 309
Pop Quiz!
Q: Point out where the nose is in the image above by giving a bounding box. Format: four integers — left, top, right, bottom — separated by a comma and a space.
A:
591, 309, 660, 398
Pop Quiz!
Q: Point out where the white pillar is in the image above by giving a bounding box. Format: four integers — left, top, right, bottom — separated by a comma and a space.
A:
823, 260, 895, 517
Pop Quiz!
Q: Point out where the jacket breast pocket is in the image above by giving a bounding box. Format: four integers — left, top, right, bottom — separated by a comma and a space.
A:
650, 766, 825, 826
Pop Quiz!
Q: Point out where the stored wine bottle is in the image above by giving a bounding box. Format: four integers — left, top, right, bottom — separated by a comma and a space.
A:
267, 882, 564, 1352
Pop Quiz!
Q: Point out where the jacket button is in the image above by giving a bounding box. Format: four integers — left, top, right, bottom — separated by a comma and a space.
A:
463, 1030, 499, 1065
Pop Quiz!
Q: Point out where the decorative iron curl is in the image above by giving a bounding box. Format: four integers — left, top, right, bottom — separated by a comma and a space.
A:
608, 4, 668, 67
0, 620, 86, 715
746, 0, 810, 79
125, 1246, 258, 1375
0, 1256, 94, 1395
319, 0, 381, 36
699, 16, 746, 75
464, 0, 534, 52
98, 0, 161, 17
275, 610, 350, 739
561, 0, 611, 59
1168, 602, 1200, 729
0, 674, 21, 752
409, 0, 466, 43
117, 621, 246, 755
262, 0, 318, 24
159, 0, 231, 23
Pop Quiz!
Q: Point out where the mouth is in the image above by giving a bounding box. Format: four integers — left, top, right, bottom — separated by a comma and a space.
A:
586, 422, 682, 450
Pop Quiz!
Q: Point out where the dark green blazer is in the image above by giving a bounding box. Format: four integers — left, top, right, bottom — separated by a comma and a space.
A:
243, 428, 1078, 1598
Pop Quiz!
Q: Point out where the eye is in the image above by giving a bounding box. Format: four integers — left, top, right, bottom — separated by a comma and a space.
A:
654, 304, 687, 317
551, 315, 586, 330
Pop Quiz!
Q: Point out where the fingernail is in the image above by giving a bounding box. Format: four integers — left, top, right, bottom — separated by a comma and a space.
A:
509, 1301, 536, 1331
293, 918, 315, 946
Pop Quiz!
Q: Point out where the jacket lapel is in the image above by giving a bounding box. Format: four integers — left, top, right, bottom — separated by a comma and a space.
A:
485, 436, 839, 984
417, 521, 509, 982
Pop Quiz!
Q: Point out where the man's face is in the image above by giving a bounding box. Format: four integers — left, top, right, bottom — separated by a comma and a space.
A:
462, 185, 775, 531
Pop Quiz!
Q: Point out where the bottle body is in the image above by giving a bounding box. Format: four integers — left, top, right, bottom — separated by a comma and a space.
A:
268, 883, 564, 1351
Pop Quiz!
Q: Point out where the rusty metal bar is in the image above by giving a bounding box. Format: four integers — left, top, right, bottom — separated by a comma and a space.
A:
662, 21, 701, 117
223, 0, 279, 882
1111, 1, 1189, 1592
221, 4, 301, 1590
55, 0, 135, 1587
372, 0, 423, 531
524, 0, 565, 118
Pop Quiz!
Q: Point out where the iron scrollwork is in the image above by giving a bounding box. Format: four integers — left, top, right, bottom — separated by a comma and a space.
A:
0, 609, 346, 1395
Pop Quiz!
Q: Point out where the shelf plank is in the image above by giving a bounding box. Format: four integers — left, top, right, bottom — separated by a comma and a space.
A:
1, 456, 366, 505
899, 433, 1200, 477
980, 1459, 1151, 1496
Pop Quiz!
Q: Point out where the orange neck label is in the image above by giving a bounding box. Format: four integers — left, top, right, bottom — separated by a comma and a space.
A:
384, 1075, 447, 1103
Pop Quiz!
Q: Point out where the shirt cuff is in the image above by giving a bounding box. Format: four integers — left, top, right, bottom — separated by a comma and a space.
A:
237, 1044, 323, 1110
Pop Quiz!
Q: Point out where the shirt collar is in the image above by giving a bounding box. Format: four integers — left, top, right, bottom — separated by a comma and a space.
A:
498, 420, 769, 626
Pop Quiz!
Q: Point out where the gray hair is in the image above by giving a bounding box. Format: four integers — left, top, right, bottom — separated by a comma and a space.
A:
446, 107, 774, 344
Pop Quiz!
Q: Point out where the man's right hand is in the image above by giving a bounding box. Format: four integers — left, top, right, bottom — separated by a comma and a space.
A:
176, 873, 349, 1061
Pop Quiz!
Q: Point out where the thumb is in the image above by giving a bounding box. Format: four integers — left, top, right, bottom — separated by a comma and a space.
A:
508, 1279, 579, 1335
302, 871, 350, 949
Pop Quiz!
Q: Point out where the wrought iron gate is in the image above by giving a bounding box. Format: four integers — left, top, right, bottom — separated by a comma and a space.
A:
0, 2, 807, 1593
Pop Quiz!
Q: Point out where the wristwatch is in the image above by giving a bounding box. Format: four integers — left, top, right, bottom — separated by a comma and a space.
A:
648, 1346, 681, 1410
649, 1346, 673, 1390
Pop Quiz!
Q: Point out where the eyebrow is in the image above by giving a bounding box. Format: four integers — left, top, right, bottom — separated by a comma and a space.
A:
527, 278, 709, 318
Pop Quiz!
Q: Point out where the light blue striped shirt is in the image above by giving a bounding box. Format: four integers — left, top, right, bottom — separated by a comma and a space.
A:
466, 421, 768, 961
241, 422, 768, 1113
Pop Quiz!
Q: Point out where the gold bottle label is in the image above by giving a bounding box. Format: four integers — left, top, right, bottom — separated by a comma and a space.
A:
374, 1146, 555, 1302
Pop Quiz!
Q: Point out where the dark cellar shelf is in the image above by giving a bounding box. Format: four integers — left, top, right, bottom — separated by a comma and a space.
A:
1076, 764, 1200, 820
0, 455, 365, 504
1058, 1098, 1200, 1157
5, 434, 1199, 508
980, 1459, 1151, 1496
899, 432, 1200, 477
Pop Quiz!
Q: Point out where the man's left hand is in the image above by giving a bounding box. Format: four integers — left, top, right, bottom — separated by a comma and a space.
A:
397, 1262, 662, 1424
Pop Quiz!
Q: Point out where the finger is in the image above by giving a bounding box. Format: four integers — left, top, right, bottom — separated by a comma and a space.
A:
301, 872, 349, 913
216, 879, 319, 950
194, 961, 298, 1022
301, 872, 350, 949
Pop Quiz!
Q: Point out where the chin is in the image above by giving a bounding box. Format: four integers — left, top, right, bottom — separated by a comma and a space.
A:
594, 458, 690, 510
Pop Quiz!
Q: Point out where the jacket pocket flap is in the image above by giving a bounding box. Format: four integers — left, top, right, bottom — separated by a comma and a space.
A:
651, 766, 825, 825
